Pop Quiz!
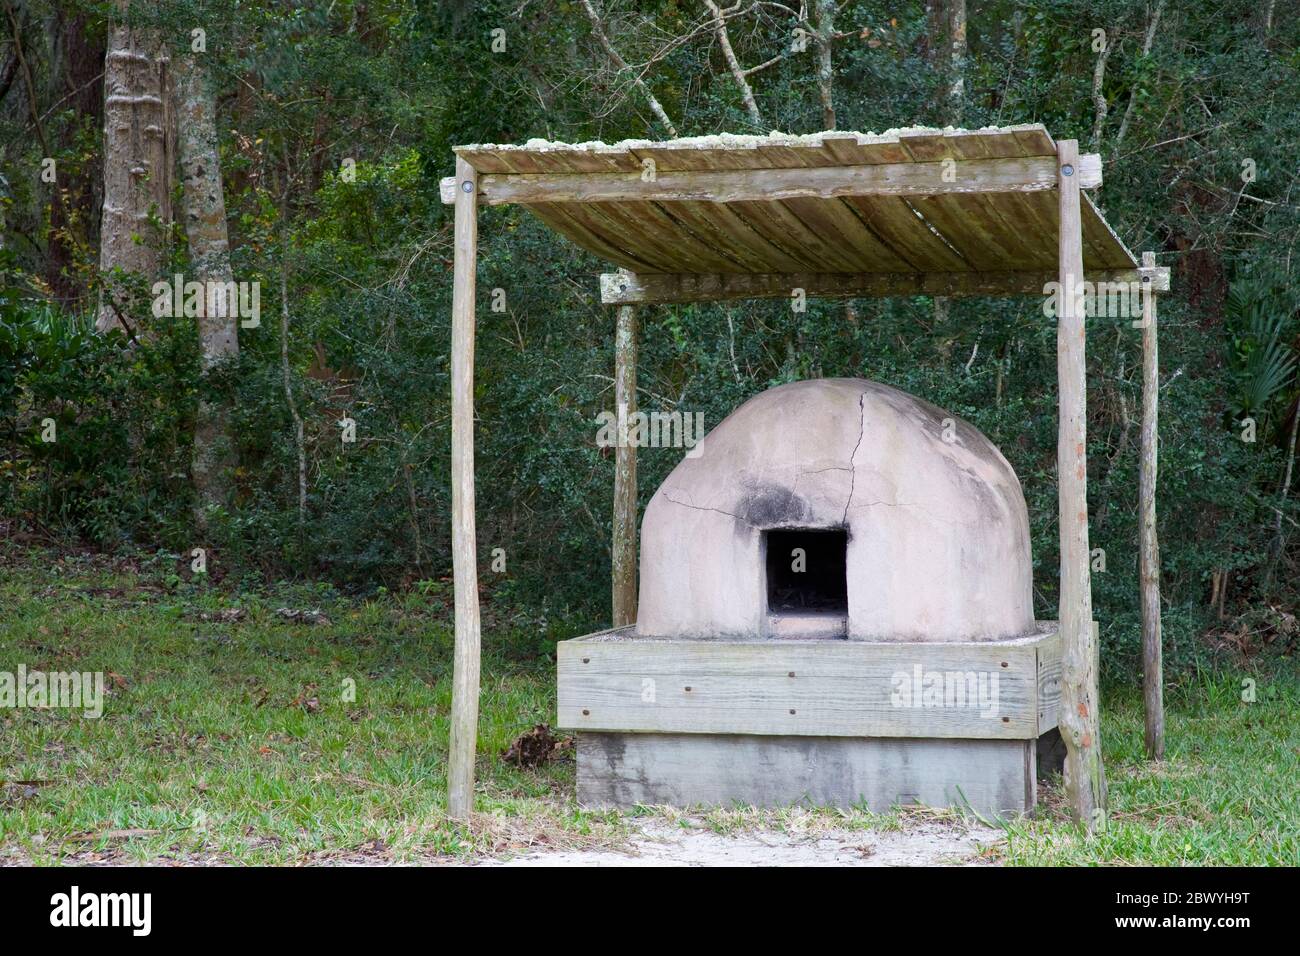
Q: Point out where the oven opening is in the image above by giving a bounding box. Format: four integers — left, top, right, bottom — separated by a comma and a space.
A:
765, 528, 848, 615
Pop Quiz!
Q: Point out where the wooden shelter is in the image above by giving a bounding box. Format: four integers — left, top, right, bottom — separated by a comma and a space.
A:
440, 124, 1168, 825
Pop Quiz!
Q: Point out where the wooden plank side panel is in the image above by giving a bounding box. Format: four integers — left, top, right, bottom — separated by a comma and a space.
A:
1010, 125, 1057, 157
457, 126, 1060, 174
1036, 628, 1063, 734
820, 132, 911, 166
629, 142, 763, 171
896, 130, 953, 163
557, 637, 1048, 739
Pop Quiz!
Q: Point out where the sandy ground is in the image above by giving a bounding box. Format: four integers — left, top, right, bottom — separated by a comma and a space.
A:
477, 817, 1003, 867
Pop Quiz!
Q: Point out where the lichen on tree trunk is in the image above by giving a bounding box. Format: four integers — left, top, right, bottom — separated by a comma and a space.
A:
96, 1, 172, 334
176, 53, 239, 521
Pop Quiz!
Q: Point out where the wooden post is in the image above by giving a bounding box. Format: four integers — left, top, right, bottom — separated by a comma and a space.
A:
1138, 251, 1163, 759
612, 303, 639, 627
1055, 140, 1106, 829
447, 156, 481, 820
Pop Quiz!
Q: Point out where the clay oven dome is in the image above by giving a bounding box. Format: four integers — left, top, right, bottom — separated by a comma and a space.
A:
636, 378, 1034, 641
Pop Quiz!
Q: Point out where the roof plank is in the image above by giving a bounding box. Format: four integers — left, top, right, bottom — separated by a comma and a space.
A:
451, 126, 1139, 281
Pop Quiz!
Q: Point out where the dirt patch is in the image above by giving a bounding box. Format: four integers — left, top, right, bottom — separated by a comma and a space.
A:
477, 817, 1003, 867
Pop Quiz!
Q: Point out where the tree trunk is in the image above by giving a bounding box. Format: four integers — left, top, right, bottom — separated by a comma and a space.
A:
46, 6, 105, 306
814, 0, 835, 129
1264, 394, 1299, 586
945, 0, 966, 123
612, 304, 638, 627
96, 1, 172, 334
176, 54, 239, 522
934, 0, 966, 346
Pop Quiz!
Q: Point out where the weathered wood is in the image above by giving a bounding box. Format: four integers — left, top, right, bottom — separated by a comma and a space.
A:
576, 733, 1036, 815
611, 304, 638, 628
906, 194, 1012, 272
1082, 192, 1142, 268
454, 124, 1064, 178
1055, 140, 1106, 829
595, 200, 744, 272
439, 154, 1104, 206
599, 268, 1169, 304
97, 14, 173, 333
730, 199, 863, 272
556, 627, 1061, 740
1138, 251, 1164, 760
840, 195, 972, 272
781, 196, 914, 272
1037, 625, 1063, 733
525, 202, 659, 273
447, 157, 481, 821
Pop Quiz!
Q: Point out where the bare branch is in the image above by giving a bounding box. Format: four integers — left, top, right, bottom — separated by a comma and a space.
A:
1115, 0, 1164, 149
579, 0, 678, 136
1091, 30, 1113, 146
703, 0, 763, 128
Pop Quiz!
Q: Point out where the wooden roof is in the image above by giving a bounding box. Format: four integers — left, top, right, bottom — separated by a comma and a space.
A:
446, 125, 1151, 301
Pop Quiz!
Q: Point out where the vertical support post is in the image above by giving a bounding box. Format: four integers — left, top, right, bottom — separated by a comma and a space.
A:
448, 157, 481, 820
1056, 140, 1106, 829
612, 304, 639, 627
1138, 251, 1163, 759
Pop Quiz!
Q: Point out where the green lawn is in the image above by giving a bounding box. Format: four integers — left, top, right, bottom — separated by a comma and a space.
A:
0, 550, 1295, 865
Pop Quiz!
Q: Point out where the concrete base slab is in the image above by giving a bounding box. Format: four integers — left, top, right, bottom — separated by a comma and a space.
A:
578, 732, 1040, 818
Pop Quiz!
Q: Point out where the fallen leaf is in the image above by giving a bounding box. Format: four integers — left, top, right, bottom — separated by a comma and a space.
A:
502, 724, 571, 768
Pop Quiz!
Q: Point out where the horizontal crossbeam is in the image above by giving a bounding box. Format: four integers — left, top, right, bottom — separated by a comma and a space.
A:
440, 154, 1102, 206
599, 267, 1170, 304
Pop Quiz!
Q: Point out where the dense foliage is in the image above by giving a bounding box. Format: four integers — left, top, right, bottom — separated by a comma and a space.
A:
1, 0, 1297, 678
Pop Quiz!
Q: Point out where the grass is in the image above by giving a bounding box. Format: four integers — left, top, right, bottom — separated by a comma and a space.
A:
1002, 678, 1299, 865
0, 548, 1295, 865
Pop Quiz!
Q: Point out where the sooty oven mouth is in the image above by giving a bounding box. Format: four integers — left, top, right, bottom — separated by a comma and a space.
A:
764, 528, 848, 617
